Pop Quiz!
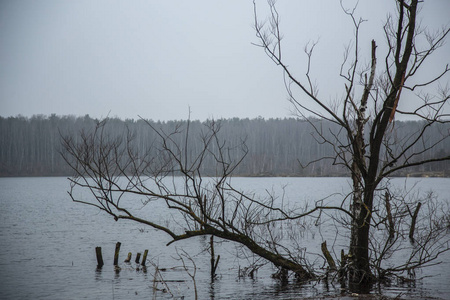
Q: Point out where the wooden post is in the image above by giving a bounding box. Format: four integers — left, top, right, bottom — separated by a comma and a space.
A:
135, 252, 141, 264
124, 252, 132, 263
339, 249, 347, 286
95, 247, 104, 268
384, 191, 395, 241
114, 242, 121, 266
321, 241, 336, 270
409, 202, 422, 242
141, 250, 148, 266
214, 255, 220, 277
210, 235, 215, 280
209, 235, 221, 280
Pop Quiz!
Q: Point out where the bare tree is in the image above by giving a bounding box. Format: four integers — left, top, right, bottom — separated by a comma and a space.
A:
253, 0, 450, 293
61, 118, 316, 279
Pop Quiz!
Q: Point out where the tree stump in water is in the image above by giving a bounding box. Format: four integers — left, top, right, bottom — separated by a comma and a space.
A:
142, 250, 148, 266
114, 242, 121, 266
135, 252, 141, 264
321, 241, 336, 270
409, 202, 422, 242
124, 252, 132, 263
95, 247, 104, 268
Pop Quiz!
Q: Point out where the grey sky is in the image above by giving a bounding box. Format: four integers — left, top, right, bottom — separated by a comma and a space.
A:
1, 0, 449, 121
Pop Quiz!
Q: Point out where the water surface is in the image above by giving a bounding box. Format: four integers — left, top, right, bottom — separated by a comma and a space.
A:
0, 177, 449, 299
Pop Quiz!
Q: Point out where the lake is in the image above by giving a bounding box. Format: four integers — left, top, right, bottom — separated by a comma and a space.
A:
0, 177, 449, 299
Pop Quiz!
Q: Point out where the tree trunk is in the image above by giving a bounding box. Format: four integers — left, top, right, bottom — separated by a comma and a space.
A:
349, 162, 374, 293
206, 226, 314, 280
349, 192, 374, 292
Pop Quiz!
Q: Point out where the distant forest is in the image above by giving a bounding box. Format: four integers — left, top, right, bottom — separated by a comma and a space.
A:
1, 114, 449, 177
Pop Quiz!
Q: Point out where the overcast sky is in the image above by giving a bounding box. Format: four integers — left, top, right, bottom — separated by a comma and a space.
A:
1, 0, 449, 121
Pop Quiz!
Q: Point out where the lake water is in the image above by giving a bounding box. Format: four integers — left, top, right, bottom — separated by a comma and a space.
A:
0, 177, 449, 299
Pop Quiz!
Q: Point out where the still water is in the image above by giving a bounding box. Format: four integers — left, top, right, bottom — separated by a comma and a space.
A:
0, 177, 449, 299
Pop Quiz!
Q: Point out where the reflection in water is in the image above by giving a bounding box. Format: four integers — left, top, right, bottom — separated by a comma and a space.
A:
0, 177, 449, 299
209, 281, 216, 299
95, 267, 103, 281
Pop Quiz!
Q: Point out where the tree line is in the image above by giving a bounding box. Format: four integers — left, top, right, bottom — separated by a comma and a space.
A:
1, 114, 448, 177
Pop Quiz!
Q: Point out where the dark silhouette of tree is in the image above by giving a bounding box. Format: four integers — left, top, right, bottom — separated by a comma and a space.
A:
253, 0, 449, 292
61, 119, 319, 279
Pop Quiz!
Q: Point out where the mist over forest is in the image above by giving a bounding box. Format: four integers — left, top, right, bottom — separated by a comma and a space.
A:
1, 114, 449, 177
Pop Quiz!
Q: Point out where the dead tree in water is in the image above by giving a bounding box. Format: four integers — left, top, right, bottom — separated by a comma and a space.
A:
253, 0, 450, 293
61, 119, 316, 280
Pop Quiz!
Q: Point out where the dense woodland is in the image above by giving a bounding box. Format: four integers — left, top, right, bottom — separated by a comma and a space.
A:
1, 114, 449, 177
